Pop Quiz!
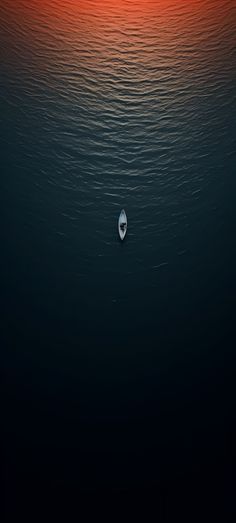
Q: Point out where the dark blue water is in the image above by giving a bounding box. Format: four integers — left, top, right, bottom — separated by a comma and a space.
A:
1, 0, 235, 518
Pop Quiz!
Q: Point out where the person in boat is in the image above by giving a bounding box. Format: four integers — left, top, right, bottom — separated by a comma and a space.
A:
120, 222, 127, 231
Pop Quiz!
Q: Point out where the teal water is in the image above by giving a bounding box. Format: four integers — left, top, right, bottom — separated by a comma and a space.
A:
1, 0, 235, 517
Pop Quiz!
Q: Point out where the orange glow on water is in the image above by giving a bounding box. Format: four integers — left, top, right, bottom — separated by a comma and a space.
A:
5, 0, 232, 26
3, 0, 235, 78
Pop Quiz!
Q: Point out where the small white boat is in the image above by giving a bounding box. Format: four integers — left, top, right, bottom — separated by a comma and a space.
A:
118, 209, 127, 240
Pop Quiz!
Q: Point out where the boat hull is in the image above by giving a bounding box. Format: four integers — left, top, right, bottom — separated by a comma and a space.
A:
118, 209, 127, 240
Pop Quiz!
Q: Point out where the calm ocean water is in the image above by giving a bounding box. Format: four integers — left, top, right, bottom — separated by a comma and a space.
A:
1, 0, 235, 517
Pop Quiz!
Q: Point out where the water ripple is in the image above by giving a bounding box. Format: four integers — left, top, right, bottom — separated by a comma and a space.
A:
1, 0, 235, 275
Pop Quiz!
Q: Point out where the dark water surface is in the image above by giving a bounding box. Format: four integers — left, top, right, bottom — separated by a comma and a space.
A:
1, 0, 235, 517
